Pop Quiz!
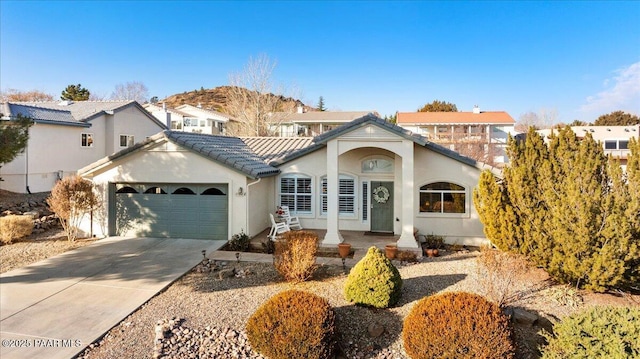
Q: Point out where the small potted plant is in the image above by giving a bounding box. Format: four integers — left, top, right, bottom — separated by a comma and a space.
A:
385, 244, 398, 259
423, 234, 444, 257
338, 242, 352, 258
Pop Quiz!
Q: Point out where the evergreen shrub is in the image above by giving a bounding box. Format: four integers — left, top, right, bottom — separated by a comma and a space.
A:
274, 230, 318, 282
474, 129, 640, 291
402, 292, 514, 359
344, 246, 402, 308
541, 306, 640, 359
227, 231, 250, 251
0, 215, 34, 244
246, 290, 336, 359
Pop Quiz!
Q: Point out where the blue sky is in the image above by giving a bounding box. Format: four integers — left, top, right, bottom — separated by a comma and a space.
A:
1, 1, 639, 123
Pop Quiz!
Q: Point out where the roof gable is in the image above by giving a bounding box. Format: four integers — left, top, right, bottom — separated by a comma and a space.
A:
79, 131, 279, 179
3, 101, 167, 129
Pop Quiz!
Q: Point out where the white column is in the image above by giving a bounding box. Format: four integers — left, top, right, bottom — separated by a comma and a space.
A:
397, 141, 417, 248
322, 140, 344, 245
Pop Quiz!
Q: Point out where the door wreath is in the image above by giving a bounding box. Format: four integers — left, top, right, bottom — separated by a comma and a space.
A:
373, 186, 390, 203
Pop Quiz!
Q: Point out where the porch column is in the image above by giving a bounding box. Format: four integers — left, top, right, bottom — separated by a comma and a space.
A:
397, 141, 418, 248
322, 140, 344, 245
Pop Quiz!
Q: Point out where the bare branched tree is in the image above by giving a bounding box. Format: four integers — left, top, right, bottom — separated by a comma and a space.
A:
110, 81, 149, 103
1, 89, 54, 102
515, 108, 559, 132
225, 54, 296, 136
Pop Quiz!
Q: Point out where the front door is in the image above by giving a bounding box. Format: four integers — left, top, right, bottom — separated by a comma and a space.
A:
371, 181, 393, 233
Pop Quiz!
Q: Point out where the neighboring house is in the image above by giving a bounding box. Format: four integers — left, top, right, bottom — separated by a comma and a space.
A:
537, 125, 639, 168
396, 106, 516, 165
0, 100, 166, 193
78, 115, 496, 248
269, 107, 376, 137
144, 103, 234, 135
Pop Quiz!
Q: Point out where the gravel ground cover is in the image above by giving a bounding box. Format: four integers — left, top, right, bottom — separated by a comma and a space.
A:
3, 191, 638, 358
75, 250, 638, 359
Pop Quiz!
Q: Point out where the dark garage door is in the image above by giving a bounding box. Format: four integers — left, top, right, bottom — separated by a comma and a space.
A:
110, 183, 228, 240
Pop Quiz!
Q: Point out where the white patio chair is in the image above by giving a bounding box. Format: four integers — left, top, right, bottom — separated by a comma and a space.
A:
279, 205, 302, 230
268, 213, 290, 241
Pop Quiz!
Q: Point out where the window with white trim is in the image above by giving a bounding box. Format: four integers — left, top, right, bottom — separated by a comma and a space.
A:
419, 182, 466, 214
280, 175, 312, 214
119, 134, 134, 147
321, 175, 356, 215
81, 133, 94, 147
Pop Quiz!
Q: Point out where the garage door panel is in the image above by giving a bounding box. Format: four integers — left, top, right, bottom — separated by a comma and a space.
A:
114, 183, 228, 240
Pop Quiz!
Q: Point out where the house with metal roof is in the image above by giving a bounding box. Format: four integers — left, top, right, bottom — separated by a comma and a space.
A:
396, 106, 516, 165
0, 100, 167, 193
78, 114, 494, 249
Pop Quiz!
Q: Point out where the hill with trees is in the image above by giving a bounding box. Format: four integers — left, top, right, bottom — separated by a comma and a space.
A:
160, 86, 311, 114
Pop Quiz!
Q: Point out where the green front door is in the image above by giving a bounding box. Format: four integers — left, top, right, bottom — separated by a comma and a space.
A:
371, 181, 393, 233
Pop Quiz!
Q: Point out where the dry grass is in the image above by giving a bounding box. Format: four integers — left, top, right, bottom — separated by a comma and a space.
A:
0, 215, 34, 244
274, 231, 319, 282
476, 246, 530, 307
0, 230, 95, 274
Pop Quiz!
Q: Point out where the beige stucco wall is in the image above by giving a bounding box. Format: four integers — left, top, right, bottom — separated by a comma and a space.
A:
79, 140, 250, 239
0, 123, 102, 193
274, 142, 487, 246
413, 146, 486, 246
0, 105, 164, 194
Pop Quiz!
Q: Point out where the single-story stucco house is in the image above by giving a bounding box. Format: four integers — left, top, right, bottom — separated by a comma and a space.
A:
78, 115, 497, 248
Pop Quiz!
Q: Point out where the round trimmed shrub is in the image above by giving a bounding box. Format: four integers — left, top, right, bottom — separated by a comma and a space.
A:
344, 246, 402, 308
541, 306, 640, 359
246, 290, 336, 359
402, 292, 514, 359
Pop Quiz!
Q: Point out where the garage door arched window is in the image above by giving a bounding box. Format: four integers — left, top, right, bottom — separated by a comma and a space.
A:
201, 187, 225, 195
279, 175, 312, 215
172, 187, 196, 195
144, 187, 167, 194
419, 182, 466, 214
116, 186, 138, 193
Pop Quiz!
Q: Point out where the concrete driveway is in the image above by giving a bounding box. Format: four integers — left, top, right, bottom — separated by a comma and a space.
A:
0, 236, 225, 359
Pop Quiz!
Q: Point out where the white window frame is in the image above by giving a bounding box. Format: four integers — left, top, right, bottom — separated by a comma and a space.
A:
279, 174, 313, 216
417, 181, 469, 218
81, 133, 94, 148
320, 174, 357, 217
119, 134, 134, 148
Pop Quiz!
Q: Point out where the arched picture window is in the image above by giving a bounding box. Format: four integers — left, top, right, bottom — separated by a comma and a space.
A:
201, 187, 225, 195
144, 187, 167, 194
172, 187, 195, 195
419, 182, 466, 214
116, 186, 138, 194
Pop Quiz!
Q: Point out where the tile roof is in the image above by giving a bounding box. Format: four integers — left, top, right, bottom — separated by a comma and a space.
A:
4, 100, 167, 129
12, 101, 137, 121
397, 111, 515, 125
3, 103, 86, 126
164, 131, 279, 178
273, 111, 375, 123
79, 131, 280, 179
242, 137, 314, 163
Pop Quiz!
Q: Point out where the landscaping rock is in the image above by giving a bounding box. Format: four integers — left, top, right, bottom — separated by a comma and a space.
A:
512, 308, 538, 326
367, 322, 384, 338
219, 268, 235, 279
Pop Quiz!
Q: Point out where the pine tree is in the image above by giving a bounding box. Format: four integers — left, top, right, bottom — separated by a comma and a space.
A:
317, 96, 326, 111
61, 84, 90, 101
475, 127, 640, 291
